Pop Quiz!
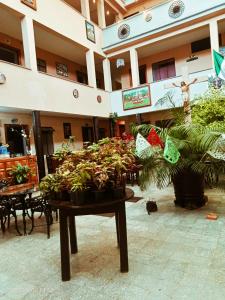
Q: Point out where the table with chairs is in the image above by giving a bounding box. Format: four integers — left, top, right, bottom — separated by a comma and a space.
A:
0, 181, 53, 237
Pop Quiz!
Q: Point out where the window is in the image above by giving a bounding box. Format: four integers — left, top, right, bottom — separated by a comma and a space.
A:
191, 35, 222, 53
0, 45, 19, 64
76, 71, 88, 85
152, 58, 176, 82
191, 37, 211, 53
37, 58, 47, 73
139, 65, 147, 84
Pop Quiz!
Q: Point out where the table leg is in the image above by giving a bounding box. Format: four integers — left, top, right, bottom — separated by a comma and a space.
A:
118, 202, 128, 273
22, 208, 27, 235
69, 216, 78, 254
28, 210, 35, 235
59, 211, 70, 281
115, 211, 120, 247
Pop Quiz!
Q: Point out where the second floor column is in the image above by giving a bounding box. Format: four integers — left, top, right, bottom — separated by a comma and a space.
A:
130, 48, 140, 87
97, 0, 106, 28
21, 16, 37, 71
209, 20, 219, 67
103, 58, 112, 92
86, 50, 97, 88
81, 0, 91, 20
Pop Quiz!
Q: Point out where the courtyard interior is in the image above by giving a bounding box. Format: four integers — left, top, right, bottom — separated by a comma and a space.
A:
1, 184, 225, 300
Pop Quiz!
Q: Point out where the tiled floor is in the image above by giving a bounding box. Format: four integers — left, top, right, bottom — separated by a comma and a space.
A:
1, 185, 225, 300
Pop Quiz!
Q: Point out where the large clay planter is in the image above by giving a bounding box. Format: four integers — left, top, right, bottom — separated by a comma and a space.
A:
172, 169, 207, 210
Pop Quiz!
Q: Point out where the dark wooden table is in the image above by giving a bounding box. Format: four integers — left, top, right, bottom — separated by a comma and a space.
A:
49, 188, 134, 281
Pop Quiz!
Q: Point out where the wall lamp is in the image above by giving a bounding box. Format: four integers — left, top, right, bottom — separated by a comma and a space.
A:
186, 55, 198, 63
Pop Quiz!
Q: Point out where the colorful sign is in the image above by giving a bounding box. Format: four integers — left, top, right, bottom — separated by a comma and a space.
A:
122, 85, 151, 110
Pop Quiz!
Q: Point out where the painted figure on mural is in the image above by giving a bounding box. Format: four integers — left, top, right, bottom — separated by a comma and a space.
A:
172, 78, 197, 124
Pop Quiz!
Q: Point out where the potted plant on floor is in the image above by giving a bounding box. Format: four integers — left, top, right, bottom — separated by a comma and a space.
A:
132, 123, 225, 209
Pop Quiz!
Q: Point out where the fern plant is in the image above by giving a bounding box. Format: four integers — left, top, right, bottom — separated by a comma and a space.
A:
132, 123, 225, 191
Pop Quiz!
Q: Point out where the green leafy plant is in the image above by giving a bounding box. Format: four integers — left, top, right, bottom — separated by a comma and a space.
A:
192, 87, 225, 127
40, 138, 137, 196
10, 164, 32, 184
131, 123, 225, 190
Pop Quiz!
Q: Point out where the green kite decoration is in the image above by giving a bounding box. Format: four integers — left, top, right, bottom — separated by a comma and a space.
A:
163, 137, 180, 164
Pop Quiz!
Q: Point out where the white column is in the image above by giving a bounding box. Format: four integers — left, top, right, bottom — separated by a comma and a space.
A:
103, 58, 112, 92
86, 50, 97, 88
21, 16, 37, 71
97, 0, 106, 28
81, 0, 90, 20
130, 48, 140, 87
209, 20, 219, 67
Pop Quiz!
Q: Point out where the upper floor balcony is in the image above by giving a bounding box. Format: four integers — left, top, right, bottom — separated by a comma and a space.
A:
0, 60, 111, 117
103, 0, 225, 51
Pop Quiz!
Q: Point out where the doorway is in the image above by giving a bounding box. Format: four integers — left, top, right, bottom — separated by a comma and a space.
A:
5, 124, 29, 156
82, 127, 94, 144
41, 127, 54, 156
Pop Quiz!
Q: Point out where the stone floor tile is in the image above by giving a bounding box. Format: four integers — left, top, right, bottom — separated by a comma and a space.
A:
1, 184, 225, 299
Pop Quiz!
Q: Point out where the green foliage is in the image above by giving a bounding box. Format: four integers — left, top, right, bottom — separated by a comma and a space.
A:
192, 87, 225, 126
10, 164, 31, 184
40, 138, 137, 193
134, 123, 225, 190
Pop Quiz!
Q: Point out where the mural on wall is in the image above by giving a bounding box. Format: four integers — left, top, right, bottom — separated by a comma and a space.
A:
122, 85, 151, 110
21, 0, 37, 10
85, 21, 95, 43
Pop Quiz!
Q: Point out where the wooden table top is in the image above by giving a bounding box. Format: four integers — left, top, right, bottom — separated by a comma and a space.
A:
0, 183, 37, 196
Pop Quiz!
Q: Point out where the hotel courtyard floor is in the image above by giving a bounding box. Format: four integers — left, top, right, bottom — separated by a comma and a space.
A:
1, 184, 225, 300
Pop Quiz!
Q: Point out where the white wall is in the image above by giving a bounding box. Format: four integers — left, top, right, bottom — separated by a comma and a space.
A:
110, 70, 211, 117
0, 61, 111, 117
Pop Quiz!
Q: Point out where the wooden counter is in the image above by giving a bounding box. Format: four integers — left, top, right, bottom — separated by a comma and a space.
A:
0, 155, 38, 184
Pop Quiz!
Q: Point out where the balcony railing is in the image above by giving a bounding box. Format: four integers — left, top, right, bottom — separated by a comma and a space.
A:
103, 0, 225, 50
0, 61, 111, 117
110, 69, 212, 117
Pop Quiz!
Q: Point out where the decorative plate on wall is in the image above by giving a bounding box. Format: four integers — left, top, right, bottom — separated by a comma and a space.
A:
145, 12, 152, 22
168, 1, 185, 19
97, 95, 102, 103
73, 89, 79, 99
118, 24, 130, 40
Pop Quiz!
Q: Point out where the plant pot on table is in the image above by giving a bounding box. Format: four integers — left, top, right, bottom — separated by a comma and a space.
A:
112, 186, 126, 200
91, 189, 107, 203
47, 191, 70, 201
69, 190, 92, 205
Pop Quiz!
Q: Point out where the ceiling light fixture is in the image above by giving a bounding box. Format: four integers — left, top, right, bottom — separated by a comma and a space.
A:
107, 10, 110, 15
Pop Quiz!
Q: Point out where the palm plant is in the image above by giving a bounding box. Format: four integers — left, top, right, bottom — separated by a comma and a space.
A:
132, 123, 225, 209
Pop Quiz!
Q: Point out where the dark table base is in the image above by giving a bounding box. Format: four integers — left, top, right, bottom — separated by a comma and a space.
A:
50, 188, 134, 281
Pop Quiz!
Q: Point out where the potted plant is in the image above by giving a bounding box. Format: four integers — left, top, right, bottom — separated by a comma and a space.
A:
132, 123, 225, 209
9, 163, 32, 185
40, 138, 137, 204
39, 173, 70, 201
